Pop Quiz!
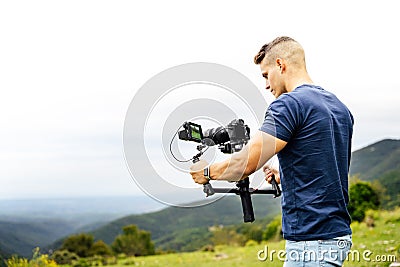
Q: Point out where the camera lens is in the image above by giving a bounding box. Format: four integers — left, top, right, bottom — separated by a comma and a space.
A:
204, 126, 230, 145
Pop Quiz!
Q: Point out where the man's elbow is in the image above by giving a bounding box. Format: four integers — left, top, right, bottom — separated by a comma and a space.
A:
231, 158, 257, 180
243, 162, 258, 178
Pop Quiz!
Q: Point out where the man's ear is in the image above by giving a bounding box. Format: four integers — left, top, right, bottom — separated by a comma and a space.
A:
276, 58, 286, 73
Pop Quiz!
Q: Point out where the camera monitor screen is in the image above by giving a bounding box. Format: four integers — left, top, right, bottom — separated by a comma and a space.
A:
190, 125, 202, 141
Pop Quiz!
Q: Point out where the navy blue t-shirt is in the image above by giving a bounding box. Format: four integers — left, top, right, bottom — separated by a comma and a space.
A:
260, 84, 353, 241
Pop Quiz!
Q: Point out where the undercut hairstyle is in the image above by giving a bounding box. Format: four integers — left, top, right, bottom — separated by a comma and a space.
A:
254, 36, 306, 68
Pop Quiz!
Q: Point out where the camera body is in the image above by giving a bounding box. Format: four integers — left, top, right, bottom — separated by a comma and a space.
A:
178, 119, 250, 154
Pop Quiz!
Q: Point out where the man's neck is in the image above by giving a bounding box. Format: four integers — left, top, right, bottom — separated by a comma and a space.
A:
285, 71, 313, 92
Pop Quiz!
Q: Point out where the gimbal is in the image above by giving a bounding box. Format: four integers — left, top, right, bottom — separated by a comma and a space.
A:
172, 119, 282, 223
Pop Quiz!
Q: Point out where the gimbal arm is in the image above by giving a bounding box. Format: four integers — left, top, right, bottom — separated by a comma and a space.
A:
206, 176, 281, 223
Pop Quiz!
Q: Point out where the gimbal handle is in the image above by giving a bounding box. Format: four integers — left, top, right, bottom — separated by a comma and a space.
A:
192, 157, 216, 197
192, 157, 281, 223
204, 175, 282, 223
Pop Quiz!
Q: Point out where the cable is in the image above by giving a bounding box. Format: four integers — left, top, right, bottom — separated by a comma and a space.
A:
169, 126, 192, 162
169, 124, 209, 163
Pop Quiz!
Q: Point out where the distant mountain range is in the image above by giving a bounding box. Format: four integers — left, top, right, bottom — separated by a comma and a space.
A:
0, 196, 165, 257
350, 139, 400, 181
1, 139, 399, 257
0, 219, 74, 258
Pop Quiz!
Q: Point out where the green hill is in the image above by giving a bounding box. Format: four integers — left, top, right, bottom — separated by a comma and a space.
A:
349, 139, 400, 181
349, 139, 400, 210
0, 196, 164, 258
0, 219, 74, 257
86, 195, 281, 252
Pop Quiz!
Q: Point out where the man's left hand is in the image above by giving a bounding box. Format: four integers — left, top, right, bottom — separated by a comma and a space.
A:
189, 159, 210, 184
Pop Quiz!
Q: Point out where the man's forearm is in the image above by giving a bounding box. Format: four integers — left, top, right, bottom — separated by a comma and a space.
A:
209, 147, 256, 181
207, 131, 284, 182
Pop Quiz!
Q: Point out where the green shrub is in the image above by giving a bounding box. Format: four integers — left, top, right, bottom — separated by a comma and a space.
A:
89, 241, 113, 257
200, 245, 214, 252
72, 258, 90, 267
111, 225, 155, 256
263, 215, 282, 241
210, 227, 245, 246
50, 250, 79, 265
6, 248, 58, 267
348, 181, 380, 222
61, 234, 95, 258
245, 240, 258, 247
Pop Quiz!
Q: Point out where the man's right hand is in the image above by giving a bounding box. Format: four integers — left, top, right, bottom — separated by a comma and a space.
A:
263, 165, 280, 184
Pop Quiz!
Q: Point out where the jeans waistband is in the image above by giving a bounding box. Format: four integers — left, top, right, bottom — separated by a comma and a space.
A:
333, 234, 352, 241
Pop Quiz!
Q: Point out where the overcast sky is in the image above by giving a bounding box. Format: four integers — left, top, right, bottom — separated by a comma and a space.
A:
1, 1, 399, 199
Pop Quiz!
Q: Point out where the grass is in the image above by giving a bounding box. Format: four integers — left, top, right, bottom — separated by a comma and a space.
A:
343, 208, 400, 267
58, 208, 400, 267
115, 242, 286, 267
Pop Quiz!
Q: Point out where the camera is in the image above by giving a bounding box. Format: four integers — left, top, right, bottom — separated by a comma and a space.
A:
178, 119, 250, 154
172, 118, 281, 223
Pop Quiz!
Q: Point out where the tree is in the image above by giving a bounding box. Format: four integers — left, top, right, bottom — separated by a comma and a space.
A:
210, 226, 245, 246
60, 234, 112, 258
376, 170, 400, 209
236, 224, 264, 243
61, 234, 94, 257
111, 225, 155, 256
89, 240, 113, 257
348, 181, 380, 222
263, 215, 282, 241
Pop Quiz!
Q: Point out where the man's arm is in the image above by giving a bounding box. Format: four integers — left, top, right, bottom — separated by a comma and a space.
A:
190, 131, 287, 184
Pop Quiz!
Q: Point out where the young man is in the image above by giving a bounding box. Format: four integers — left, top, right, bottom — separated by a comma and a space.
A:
190, 36, 353, 266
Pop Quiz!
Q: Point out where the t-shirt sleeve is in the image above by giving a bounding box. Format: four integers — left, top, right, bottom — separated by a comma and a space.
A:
259, 95, 302, 142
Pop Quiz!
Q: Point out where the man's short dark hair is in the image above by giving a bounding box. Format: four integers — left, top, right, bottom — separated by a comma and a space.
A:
254, 36, 297, 65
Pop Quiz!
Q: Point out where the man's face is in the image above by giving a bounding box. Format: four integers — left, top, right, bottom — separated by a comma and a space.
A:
260, 58, 284, 98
